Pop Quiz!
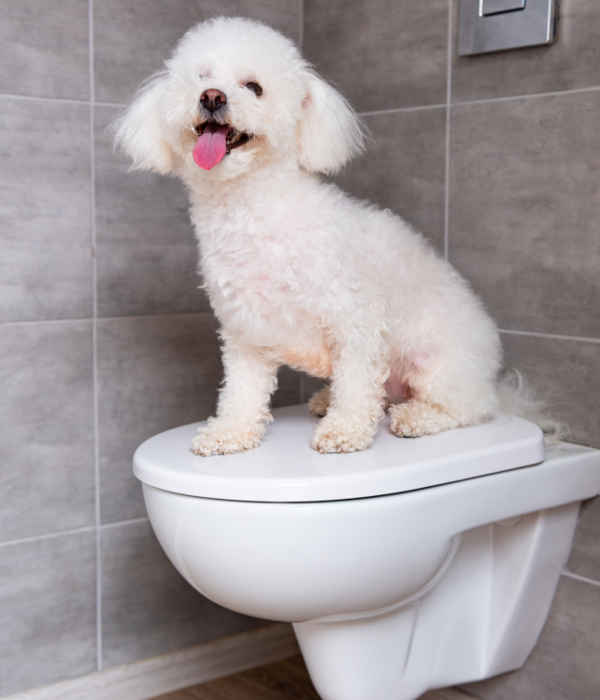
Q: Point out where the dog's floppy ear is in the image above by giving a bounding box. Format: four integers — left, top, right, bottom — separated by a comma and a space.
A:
114, 73, 174, 174
297, 71, 365, 175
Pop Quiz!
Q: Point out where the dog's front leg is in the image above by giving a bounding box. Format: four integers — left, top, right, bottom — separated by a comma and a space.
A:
312, 329, 388, 453
192, 336, 278, 456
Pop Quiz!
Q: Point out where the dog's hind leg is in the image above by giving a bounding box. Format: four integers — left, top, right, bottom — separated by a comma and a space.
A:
308, 385, 330, 417
389, 399, 460, 437
387, 352, 498, 438
311, 323, 389, 453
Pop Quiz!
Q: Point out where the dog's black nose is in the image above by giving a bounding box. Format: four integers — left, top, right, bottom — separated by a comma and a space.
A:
200, 89, 227, 113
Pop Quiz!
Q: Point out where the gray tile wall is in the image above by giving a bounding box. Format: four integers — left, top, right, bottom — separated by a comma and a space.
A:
0, 1, 301, 695
2, 1, 599, 697
304, 0, 600, 698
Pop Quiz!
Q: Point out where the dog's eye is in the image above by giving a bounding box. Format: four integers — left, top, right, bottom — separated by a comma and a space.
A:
244, 81, 263, 97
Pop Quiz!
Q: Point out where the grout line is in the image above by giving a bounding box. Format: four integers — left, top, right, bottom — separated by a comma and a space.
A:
0, 526, 97, 550
444, 0, 453, 261
358, 103, 446, 118
0, 97, 122, 112
96, 100, 126, 109
453, 83, 600, 108
0, 309, 212, 328
3, 318, 599, 345
97, 310, 213, 322
89, 0, 103, 673
0, 316, 92, 328
499, 328, 600, 345
0, 517, 150, 550
298, 0, 304, 48
0, 92, 89, 106
100, 516, 149, 531
562, 570, 600, 588
4, 84, 600, 114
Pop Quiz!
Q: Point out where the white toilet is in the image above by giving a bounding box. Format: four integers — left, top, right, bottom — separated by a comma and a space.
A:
134, 405, 600, 700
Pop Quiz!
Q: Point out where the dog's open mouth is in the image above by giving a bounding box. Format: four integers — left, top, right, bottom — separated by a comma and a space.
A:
192, 121, 252, 170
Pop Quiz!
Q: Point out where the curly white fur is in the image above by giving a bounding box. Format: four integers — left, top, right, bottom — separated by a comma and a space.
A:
115, 17, 503, 455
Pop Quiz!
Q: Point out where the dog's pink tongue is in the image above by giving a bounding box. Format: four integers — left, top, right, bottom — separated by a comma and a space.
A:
193, 126, 228, 170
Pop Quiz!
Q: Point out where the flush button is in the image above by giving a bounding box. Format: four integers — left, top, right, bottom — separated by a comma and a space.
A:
459, 0, 557, 56
481, 0, 526, 16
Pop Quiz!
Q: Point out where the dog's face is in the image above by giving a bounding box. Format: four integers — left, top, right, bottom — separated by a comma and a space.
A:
115, 17, 364, 182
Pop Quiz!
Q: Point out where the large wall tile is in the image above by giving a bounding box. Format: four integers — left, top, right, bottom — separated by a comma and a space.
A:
303, 0, 448, 112
567, 497, 600, 583
501, 333, 600, 449
94, 0, 301, 104
0, 242, 92, 324
0, 322, 94, 542
97, 241, 208, 318
449, 93, 600, 337
97, 314, 221, 524
0, 98, 92, 322
336, 108, 446, 250
462, 576, 600, 699
101, 520, 263, 667
0, 531, 96, 695
0, 0, 89, 100
452, 0, 600, 103
95, 105, 208, 317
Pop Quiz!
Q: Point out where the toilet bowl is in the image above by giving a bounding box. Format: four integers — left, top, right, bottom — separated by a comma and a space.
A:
134, 405, 600, 700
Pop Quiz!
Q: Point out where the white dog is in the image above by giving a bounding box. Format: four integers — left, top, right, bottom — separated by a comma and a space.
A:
115, 16, 503, 456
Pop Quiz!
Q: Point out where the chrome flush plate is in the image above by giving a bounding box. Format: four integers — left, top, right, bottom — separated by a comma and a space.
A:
459, 0, 558, 56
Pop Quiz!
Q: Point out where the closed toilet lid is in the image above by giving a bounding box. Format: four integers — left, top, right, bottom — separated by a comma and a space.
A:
133, 404, 544, 502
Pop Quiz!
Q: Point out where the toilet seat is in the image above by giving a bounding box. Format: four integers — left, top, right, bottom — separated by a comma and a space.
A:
134, 405, 544, 502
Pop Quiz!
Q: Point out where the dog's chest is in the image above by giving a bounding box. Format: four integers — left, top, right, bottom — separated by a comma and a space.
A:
199, 223, 316, 336
202, 244, 295, 312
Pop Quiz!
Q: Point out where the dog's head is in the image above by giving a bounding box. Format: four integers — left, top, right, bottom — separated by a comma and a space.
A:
114, 17, 364, 181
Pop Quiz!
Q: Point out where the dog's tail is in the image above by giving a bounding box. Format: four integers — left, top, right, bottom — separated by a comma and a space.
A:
497, 369, 567, 444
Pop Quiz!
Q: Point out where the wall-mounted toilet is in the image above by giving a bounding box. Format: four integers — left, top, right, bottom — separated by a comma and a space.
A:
134, 405, 600, 700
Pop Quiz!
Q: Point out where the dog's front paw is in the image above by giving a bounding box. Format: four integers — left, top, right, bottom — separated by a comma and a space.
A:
191, 421, 265, 456
311, 414, 375, 454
